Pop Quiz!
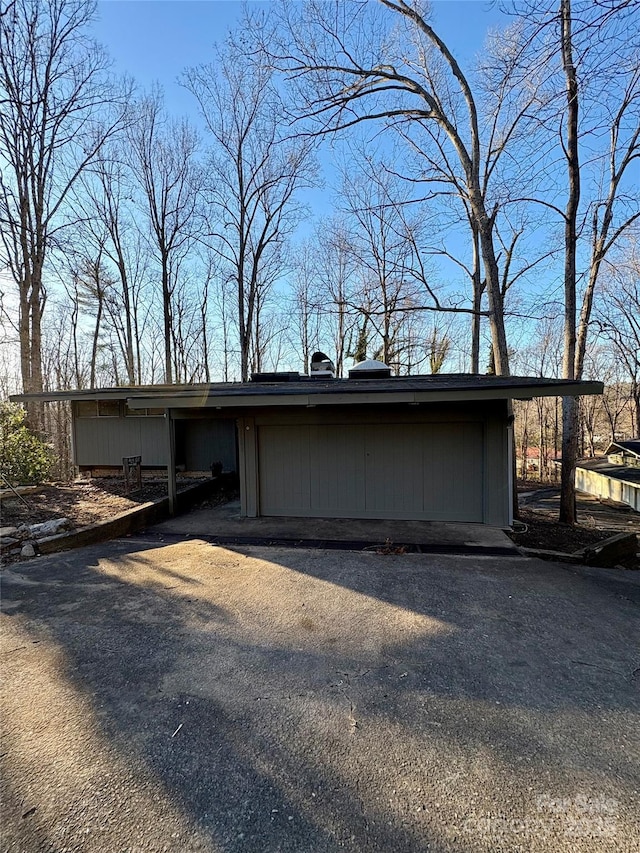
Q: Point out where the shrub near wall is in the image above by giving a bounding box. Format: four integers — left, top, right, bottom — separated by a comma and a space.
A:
0, 402, 54, 485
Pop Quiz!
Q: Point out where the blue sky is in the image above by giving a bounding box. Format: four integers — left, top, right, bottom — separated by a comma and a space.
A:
92, 0, 511, 269
94, 1, 508, 123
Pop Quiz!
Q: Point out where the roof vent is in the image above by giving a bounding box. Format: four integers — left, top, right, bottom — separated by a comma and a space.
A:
348, 358, 392, 379
309, 351, 335, 379
251, 371, 300, 383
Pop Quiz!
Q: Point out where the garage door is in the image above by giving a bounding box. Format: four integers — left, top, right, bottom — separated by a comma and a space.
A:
257, 422, 484, 521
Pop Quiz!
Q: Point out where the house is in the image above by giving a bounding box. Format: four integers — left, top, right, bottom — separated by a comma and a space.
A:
516, 446, 562, 476
576, 440, 640, 512
12, 366, 602, 527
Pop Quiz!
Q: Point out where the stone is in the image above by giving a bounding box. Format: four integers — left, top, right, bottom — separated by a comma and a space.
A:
0, 537, 20, 549
0, 526, 18, 538
20, 542, 37, 558
28, 518, 70, 538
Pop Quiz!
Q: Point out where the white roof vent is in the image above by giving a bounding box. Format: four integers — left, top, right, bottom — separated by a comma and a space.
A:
348, 359, 392, 379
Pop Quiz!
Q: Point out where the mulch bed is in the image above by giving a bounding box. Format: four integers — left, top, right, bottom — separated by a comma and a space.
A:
507, 508, 612, 553
0, 478, 203, 530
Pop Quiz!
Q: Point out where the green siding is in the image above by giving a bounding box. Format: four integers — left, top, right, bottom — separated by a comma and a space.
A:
257, 419, 487, 522
74, 412, 237, 471
181, 419, 236, 472
75, 416, 167, 466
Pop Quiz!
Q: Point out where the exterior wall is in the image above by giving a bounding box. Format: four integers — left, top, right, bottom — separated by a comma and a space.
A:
74, 408, 167, 467
178, 418, 237, 472
239, 401, 510, 526
73, 403, 237, 472
576, 467, 640, 512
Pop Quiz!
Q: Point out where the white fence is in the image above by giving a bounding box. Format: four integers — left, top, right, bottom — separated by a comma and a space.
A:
576, 466, 640, 512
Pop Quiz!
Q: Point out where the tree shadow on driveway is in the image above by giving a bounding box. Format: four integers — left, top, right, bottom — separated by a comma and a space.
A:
1, 538, 639, 852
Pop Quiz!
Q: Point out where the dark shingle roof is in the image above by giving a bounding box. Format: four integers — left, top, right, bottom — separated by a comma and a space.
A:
604, 440, 640, 458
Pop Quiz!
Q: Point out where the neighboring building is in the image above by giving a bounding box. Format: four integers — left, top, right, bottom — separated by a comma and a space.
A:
604, 440, 640, 468
516, 446, 562, 477
576, 440, 640, 512
12, 369, 602, 527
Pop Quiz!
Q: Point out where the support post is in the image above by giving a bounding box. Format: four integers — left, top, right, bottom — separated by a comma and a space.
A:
165, 408, 176, 515
237, 416, 257, 517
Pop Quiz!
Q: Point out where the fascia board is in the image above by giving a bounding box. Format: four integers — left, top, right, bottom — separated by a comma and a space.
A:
127, 381, 603, 410
12, 379, 604, 408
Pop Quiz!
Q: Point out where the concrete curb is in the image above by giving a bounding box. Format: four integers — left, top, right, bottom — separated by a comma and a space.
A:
35, 479, 221, 556
520, 547, 583, 564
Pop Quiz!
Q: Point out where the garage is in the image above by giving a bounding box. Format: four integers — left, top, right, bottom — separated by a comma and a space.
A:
257, 420, 484, 521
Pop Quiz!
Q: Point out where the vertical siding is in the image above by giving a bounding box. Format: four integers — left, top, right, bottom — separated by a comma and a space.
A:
75, 414, 238, 472
258, 425, 311, 514
256, 418, 488, 522
75, 417, 167, 466
484, 412, 509, 526
238, 417, 258, 517
182, 419, 236, 472
310, 425, 367, 513
365, 424, 424, 515
421, 423, 484, 521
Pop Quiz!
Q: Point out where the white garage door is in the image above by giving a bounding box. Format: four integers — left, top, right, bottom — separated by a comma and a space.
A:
257, 421, 484, 521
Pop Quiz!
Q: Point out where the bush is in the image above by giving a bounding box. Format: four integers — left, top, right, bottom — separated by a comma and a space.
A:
0, 402, 55, 485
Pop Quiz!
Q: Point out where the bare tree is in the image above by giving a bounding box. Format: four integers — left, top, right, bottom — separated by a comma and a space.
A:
333, 148, 436, 372
73, 143, 154, 385
70, 247, 118, 388
505, 0, 640, 522
128, 91, 200, 384
0, 0, 129, 421
313, 218, 361, 377
288, 241, 323, 374
596, 238, 640, 437
184, 20, 316, 381
271, 0, 551, 375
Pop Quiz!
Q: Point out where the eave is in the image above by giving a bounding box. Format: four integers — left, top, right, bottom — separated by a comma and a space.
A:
10, 376, 604, 409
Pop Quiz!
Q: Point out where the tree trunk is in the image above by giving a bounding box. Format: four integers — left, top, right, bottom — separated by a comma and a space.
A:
476, 211, 510, 376
470, 224, 482, 373
559, 0, 581, 524
115, 248, 136, 384
161, 253, 173, 384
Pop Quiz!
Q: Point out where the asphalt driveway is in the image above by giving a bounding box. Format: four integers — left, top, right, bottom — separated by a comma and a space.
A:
1, 539, 639, 852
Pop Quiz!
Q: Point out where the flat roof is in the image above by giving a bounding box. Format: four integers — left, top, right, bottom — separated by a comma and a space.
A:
577, 457, 640, 488
10, 374, 604, 409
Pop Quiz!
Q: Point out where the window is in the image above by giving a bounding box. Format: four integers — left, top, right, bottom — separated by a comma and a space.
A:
76, 401, 97, 418
76, 399, 122, 417
125, 404, 164, 417
97, 400, 120, 417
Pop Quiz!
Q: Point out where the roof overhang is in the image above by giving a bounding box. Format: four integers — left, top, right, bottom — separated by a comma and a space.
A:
10, 375, 604, 410
604, 441, 640, 458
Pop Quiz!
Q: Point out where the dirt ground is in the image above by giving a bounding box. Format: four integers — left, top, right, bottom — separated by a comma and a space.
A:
508, 482, 640, 558
0, 477, 207, 530
508, 507, 610, 552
